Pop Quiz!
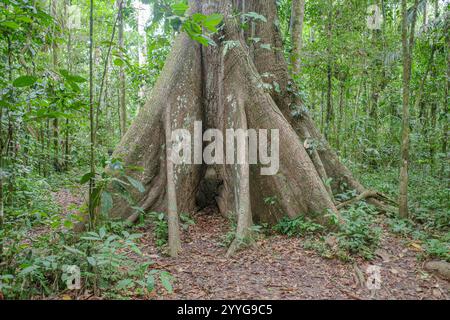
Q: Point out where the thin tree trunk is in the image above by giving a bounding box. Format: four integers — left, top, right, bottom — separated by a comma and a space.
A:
118, 0, 127, 137
336, 79, 344, 151
63, 0, 72, 172
442, 17, 449, 176
0, 89, 3, 260
416, 46, 435, 122
399, 0, 419, 218
290, 0, 305, 76
6, 37, 14, 204
369, 26, 384, 153
88, 0, 96, 229
1, 36, 12, 254
428, 1, 440, 171
51, 0, 60, 172
423, 0, 427, 27
165, 102, 181, 258
64, 118, 69, 170
325, 1, 333, 141
95, 1, 122, 138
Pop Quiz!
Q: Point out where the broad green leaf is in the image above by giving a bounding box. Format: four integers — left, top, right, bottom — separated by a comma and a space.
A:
13, 76, 37, 87
101, 191, 113, 216
273, 81, 281, 93
63, 220, 73, 229
87, 256, 97, 266
244, 12, 267, 23
126, 176, 145, 193
99, 227, 106, 239
60, 70, 86, 86
80, 236, 101, 241
80, 172, 94, 184
171, 2, 189, 16
16, 16, 33, 24
146, 274, 155, 292
19, 265, 38, 276
67, 80, 80, 92
160, 271, 173, 293
113, 58, 125, 67
64, 246, 86, 256
59, 69, 70, 78
203, 14, 223, 32
1, 21, 20, 30
223, 40, 240, 57
116, 279, 134, 290
0, 100, 13, 109
69, 75, 87, 83
192, 13, 206, 24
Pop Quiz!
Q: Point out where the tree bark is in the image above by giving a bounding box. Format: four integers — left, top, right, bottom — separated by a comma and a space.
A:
118, 0, 127, 137
290, 0, 305, 76
428, 1, 440, 171
51, 0, 61, 172
325, 3, 333, 142
0, 85, 3, 260
165, 101, 182, 257
82, 0, 393, 254
399, 0, 419, 219
443, 17, 449, 176
88, 0, 96, 229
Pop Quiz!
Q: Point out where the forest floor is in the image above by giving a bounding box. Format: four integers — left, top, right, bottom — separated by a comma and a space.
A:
53, 189, 449, 300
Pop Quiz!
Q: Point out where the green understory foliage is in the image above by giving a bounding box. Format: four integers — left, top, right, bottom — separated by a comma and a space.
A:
274, 201, 381, 261
146, 211, 195, 250
356, 164, 449, 262
274, 167, 449, 262
0, 193, 173, 299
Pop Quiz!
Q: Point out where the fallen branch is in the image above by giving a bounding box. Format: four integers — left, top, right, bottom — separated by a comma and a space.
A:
337, 190, 379, 210
424, 261, 450, 281
337, 190, 397, 213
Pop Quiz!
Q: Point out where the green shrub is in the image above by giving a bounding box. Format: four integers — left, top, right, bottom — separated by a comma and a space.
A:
333, 203, 381, 260
0, 221, 173, 299
274, 215, 325, 237
274, 201, 381, 261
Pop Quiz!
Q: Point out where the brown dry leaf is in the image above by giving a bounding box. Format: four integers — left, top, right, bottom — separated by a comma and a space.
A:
390, 268, 399, 275
410, 242, 423, 251
375, 249, 391, 262
432, 289, 441, 298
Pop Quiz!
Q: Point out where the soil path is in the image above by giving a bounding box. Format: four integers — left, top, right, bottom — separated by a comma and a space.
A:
54, 190, 449, 300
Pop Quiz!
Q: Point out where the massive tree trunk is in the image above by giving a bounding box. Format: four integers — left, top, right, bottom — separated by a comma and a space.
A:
100, 0, 388, 253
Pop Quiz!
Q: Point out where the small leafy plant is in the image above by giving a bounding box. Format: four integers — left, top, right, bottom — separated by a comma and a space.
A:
274, 215, 325, 237
330, 202, 381, 260
0, 221, 173, 299
148, 212, 169, 248
147, 212, 195, 249
273, 201, 381, 261
170, 2, 223, 46
79, 158, 145, 226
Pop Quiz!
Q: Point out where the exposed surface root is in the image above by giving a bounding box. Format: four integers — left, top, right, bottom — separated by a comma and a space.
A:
337, 190, 387, 210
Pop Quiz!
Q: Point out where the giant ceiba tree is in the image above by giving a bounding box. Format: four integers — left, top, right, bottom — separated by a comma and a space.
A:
102, 0, 391, 255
